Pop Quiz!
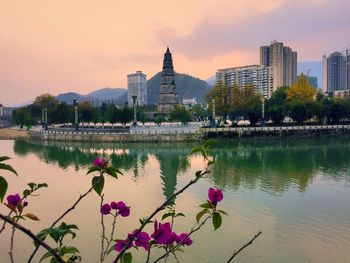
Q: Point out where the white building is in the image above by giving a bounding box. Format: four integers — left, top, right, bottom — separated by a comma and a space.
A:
182, 98, 197, 110
127, 71, 147, 106
0, 104, 3, 118
215, 65, 277, 98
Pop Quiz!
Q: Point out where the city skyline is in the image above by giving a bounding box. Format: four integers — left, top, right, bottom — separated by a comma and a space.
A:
1, 0, 349, 105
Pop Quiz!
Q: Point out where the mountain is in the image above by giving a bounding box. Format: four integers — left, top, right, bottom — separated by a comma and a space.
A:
87, 88, 126, 101
206, 75, 216, 86
297, 61, 322, 88
56, 87, 126, 105
146, 72, 212, 105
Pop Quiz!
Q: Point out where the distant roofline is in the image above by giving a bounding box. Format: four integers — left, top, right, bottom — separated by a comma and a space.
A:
217, 64, 265, 72
127, 71, 147, 77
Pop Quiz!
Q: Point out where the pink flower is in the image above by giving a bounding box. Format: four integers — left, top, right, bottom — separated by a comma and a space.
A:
7, 194, 22, 207
114, 239, 129, 252
134, 231, 150, 251
101, 203, 111, 215
208, 188, 223, 206
93, 158, 109, 169
151, 221, 173, 245
111, 201, 130, 217
176, 233, 193, 246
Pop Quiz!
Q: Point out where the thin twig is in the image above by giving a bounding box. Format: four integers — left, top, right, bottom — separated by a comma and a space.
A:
9, 225, 15, 263
0, 211, 13, 234
100, 194, 106, 263
152, 215, 212, 263
103, 213, 118, 260
113, 168, 210, 263
27, 186, 93, 262
226, 231, 262, 263
146, 248, 151, 263
0, 213, 65, 263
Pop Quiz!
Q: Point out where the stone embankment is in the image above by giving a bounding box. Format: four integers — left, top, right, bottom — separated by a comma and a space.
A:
4, 125, 350, 142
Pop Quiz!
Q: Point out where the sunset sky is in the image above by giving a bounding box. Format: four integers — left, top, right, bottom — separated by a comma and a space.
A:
1, 0, 349, 105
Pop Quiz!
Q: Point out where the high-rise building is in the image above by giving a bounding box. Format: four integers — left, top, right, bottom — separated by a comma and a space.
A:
322, 51, 350, 95
260, 41, 297, 87
215, 65, 277, 98
158, 47, 178, 114
127, 71, 147, 107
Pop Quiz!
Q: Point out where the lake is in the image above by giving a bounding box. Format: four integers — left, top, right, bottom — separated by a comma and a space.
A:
0, 139, 350, 262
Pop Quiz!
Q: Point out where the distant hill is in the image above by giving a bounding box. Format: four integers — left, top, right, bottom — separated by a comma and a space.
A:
147, 72, 212, 105
56, 88, 126, 105
206, 75, 216, 86
298, 61, 322, 88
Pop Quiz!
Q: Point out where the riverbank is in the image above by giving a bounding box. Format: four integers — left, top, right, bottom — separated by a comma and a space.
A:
27, 124, 350, 142
0, 128, 30, 140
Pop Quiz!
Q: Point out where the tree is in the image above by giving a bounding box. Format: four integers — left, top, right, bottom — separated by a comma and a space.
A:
288, 101, 309, 124
206, 82, 230, 122
33, 93, 59, 109
119, 107, 133, 127
286, 74, 316, 102
245, 97, 261, 126
324, 98, 350, 124
12, 107, 32, 128
266, 86, 288, 125
55, 102, 71, 124
78, 101, 96, 124
170, 106, 191, 124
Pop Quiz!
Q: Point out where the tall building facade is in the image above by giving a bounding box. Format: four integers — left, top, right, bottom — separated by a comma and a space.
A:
260, 41, 297, 87
322, 51, 350, 95
127, 71, 147, 106
215, 65, 277, 98
158, 47, 178, 114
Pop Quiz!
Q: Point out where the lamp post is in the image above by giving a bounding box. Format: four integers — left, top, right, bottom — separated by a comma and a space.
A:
44, 107, 48, 130
132, 95, 137, 126
41, 108, 45, 128
73, 98, 78, 131
211, 98, 216, 127
261, 96, 265, 126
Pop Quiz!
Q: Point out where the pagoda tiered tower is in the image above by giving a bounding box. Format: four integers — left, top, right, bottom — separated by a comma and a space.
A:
157, 47, 178, 114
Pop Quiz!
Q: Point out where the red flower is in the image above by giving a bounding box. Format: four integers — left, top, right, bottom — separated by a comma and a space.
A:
208, 187, 223, 206
93, 158, 109, 169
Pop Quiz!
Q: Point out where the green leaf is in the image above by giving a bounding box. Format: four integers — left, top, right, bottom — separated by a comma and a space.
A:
39, 249, 58, 262
212, 212, 222, 231
92, 176, 105, 196
196, 209, 208, 223
199, 202, 212, 209
28, 183, 36, 190
38, 183, 48, 189
86, 166, 101, 175
0, 156, 11, 162
0, 175, 8, 203
107, 244, 115, 255
175, 212, 185, 217
104, 167, 118, 179
23, 189, 31, 198
217, 210, 228, 216
123, 252, 133, 263
161, 212, 173, 221
0, 163, 18, 176
60, 245, 80, 255
195, 170, 202, 178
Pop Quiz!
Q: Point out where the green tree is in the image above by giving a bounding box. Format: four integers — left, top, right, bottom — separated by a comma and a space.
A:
78, 101, 96, 124
266, 86, 288, 125
206, 82, 230, 122
12, 107, 32, 128
170, 106, 191, 124
33, 93, 59, 110
288, 101, 309, 124
55, 102, 71, 124
324, 98, 350, 124
119, 107, 133, 127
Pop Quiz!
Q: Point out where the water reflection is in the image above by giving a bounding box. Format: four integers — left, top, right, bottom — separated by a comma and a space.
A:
13, 138, 350, 199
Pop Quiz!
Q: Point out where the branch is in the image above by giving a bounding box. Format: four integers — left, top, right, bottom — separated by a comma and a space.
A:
152, 215, 211, 263
0, 211, 13, 234
226, 231, 262, 263
0, 213, 65, 263
100, 195, 106, 263
9, 226, 15, 263
27, 186, 93, 262
113, 168, 210, 263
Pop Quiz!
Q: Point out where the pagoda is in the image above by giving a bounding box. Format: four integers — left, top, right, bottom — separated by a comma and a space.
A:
157, 47, 178, 114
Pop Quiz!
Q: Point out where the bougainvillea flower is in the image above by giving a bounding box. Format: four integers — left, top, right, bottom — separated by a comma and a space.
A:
101, 203, 111, 215
134, 231, 151, 251
208, 188, 223, 206
7, 194, 22, 207
176, 233, 193, 246
93, 158, 109, 169
112, 201, 130, 217
114, 239, 129, 252
151, 221, 173, 245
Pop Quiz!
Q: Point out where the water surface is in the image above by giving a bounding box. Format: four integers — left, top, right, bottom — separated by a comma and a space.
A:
0, 139, 350, 262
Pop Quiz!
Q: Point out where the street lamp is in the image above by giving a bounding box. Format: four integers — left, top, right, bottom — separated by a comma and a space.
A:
44, 107, 48, 130
73, 98, 78, 131
41, 108, 45, 128
132, 95, 137, 126
211, 98, 216, 127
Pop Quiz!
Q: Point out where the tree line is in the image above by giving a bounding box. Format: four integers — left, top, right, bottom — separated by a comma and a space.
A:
206, 74, 350, 125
